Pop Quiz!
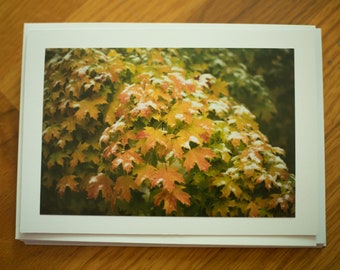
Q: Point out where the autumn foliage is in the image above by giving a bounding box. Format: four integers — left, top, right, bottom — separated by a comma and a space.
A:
41, 48, 295, 217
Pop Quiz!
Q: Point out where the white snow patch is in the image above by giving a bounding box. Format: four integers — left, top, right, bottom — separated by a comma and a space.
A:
227, 131, 243, 140
189, 135, 200, 144
233, 105, 252, 116
190, 101, 203, 108
244, 163, 260, 171
116, 158, 123, 165
175, 113, 185, 120
274, 163, 287, 170
209, 100, 229, 114
89, 176, 98, 184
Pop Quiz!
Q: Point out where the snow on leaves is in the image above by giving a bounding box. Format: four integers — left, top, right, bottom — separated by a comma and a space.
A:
111, 149, 143, 173
71, 96, 108, 121
42, 48, 295, 217
87, 173, 114, 202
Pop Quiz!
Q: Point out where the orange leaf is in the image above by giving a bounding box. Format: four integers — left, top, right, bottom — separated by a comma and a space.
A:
87, 173, 113, 202
183, 147, 215, 172
130, 99, 160, 119
136, 127, 168, 155
111, 149, 143, 172
103, 141, 121, 159
113, 175, 137, 202
153, 185, 191, 215
227, 131, 249, 148
119, 84, 144, 103
169, 135, 184, 158
191, 117, 215, 143
134, 164, 156, 186
152, 164, 185, 192
247, 202, 259, 217
56, 175, 78, 195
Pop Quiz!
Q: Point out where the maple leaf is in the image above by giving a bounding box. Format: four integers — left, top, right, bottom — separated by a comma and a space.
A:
71, 96, 108, 121
269, 163, 289, 180
42, 126, 61, 143
228, 114, 258, 131
210, 78, 229, 97
208, 98, 231, 118
50, 70, 67, 88
136, 127, 168, 155
134, 164, 156, 186
104, 99, 121, 124
176, 127, 202, 150
73, 65, 89, 78
240, 148, 263, 164
169, 135, 185, 159
70, 142, 90, 168
153, 185, 191, 215
120, 130, 138, 147
87, 173, 114, 202
173, 118, 214, 150
212, 143, 231, 163
267, 194, 290, 212
164, 101, 196, 127
247, 202, 259, 217
183, 147, 215, 172
86, 150, 101, 164
47, 152, 69, 169
61, 117, 77, 132
103, 141, 122, 159
56, 175, 78, 195
271, 146, 286, 156
220, 181, 243, 199
57, 133, 73, 149
113, 175, 137, 202
227, 131, 249, 148
167, 73, 186, 98
108, 116, 126, 134
58, 98, 71, 113
82, 77, 102, 93
242, 162, 262, 178
256, 173, 278, 190
191, 117, 215, 143
211, 200, 237, 217
119, 84, 144, 104
130, 99, 159, 119
196, 73, 215, 89
151, 87, 172, 104
65, 79, 83, 99
151, 164, 185, 192
111, 149, 143, 173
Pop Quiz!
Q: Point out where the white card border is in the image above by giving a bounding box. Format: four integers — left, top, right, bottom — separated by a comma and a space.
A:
17, 23, 322, 238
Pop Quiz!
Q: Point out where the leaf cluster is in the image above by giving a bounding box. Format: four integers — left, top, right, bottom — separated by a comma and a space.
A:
41, 48, 295, 217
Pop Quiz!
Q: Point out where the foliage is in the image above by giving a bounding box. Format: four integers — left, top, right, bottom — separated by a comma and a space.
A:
41, 48, 295, 217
